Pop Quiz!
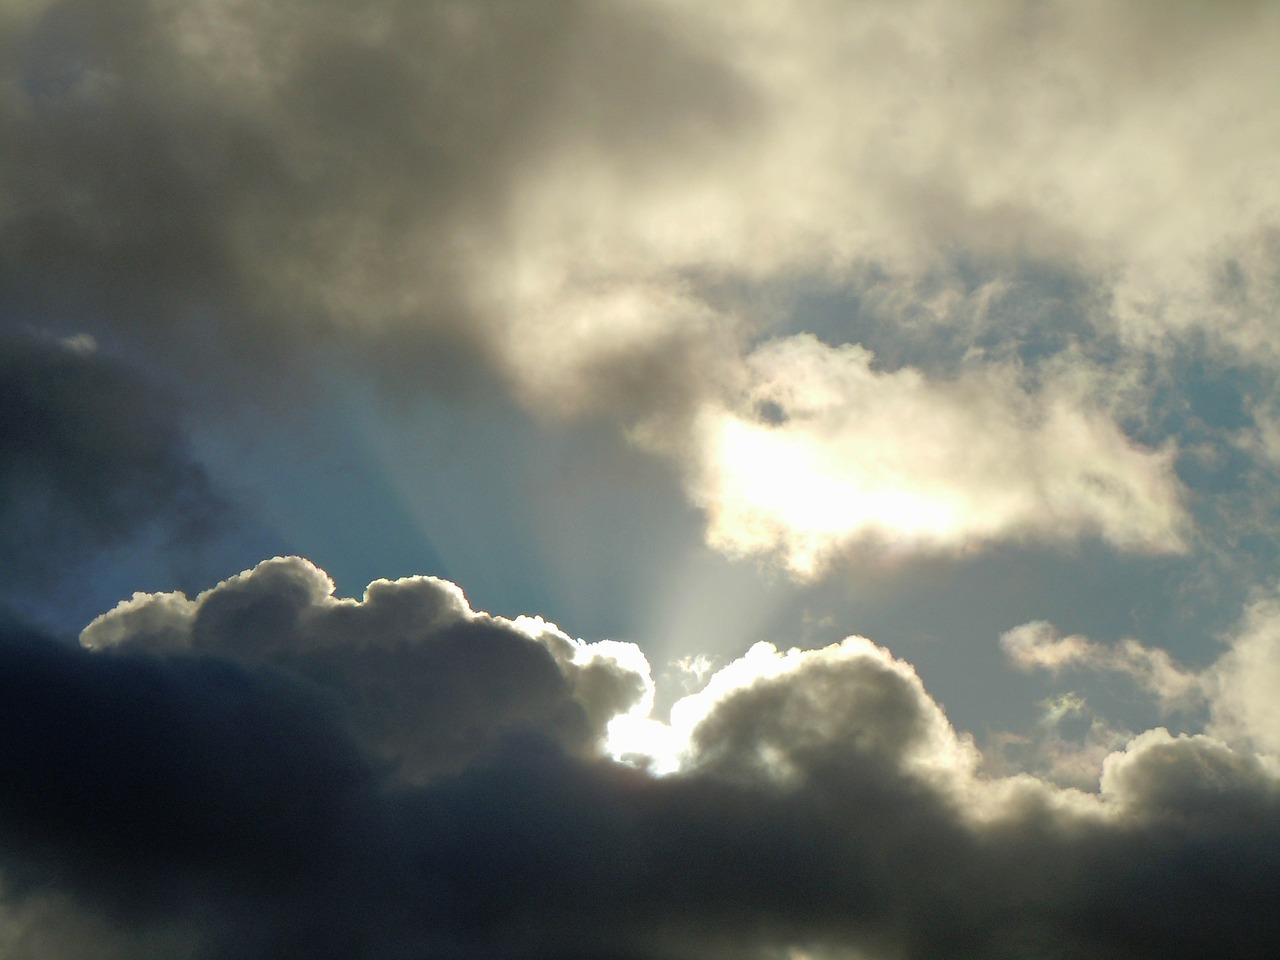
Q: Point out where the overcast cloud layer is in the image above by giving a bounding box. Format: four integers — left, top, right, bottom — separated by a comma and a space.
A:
6, 0, 1280, 560
5, 1, 1280, 958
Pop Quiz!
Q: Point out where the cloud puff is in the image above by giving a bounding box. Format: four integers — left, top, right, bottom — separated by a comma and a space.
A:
1001, 619, 1203, 711
675, 335, 1187, 574
3, 560, 1280, 959
81, 556, 654, 778
1206, 595, 1280, 756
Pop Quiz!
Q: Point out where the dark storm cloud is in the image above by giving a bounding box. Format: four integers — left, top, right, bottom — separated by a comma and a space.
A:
0, 331, 225, 598
0, 0, 752, 406
81, 556, 653, 778
0, 610, 375, 959
3, 566, 1279, 960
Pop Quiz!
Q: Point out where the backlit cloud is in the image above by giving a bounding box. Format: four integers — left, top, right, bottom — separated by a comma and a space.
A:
81, 557, 654, 778
3, 565, 1280, 958
679, 336, 1187, 574
5, 2, 1280, 957
3, 0, 1277, 567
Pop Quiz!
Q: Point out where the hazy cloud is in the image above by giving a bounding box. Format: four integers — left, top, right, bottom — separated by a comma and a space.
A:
0, 0, 752, 407
5, 0, 1277, 569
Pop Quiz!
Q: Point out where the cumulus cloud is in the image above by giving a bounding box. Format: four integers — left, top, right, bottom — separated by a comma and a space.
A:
3, 563, 1280, 959
81, 556, 654, 778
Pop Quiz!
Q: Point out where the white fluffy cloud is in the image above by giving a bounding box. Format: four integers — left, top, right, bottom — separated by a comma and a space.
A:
673, 335, 1187, 574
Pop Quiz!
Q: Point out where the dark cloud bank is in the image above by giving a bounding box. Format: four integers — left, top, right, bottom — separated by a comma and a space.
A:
0, 558, 1275, 960
0, 331, 226, 607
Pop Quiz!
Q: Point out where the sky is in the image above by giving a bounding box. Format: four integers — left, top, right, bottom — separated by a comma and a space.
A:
2, 1, 1280, 957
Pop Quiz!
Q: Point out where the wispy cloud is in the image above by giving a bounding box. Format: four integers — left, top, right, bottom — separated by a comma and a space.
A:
1001, 620, 1203, 711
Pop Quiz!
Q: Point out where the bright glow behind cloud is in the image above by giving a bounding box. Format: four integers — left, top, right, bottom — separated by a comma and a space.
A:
681, 336, 1187, 575
5, 2, 1280, 958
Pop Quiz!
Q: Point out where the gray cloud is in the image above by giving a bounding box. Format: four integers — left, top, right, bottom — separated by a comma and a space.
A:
0, 0, 751, 410
3, 563, 1280, 959
81, 556, 653, 778
0, 331, 227, 604
7, 0, 1278, 570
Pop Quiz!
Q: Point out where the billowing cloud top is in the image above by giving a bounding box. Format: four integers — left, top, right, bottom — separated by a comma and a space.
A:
0, 559, 1277, 959
81, 557, 654, 778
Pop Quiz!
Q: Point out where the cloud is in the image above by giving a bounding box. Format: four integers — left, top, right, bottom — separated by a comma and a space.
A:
81, 556, 654, 778
1206, 594, 1280, 756
984, 693, 1135, 791
0, 879, 199, 960
0, 0, 753, 410
0, 330, 227, 604
1001, 619, 1203, 711
4, 562, 1280, 959
672, 335, 1187, 574
1000, 593, 1280, 770
5, 4, 1280, 956
6, 0, 1277, 574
